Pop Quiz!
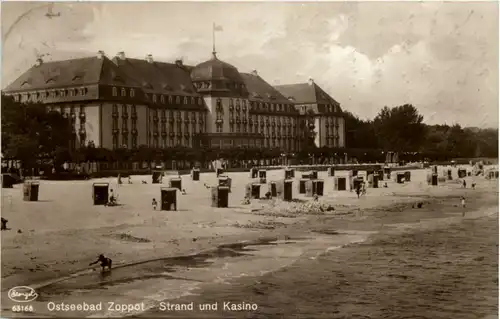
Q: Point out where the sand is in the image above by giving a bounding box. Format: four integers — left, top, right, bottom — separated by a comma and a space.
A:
1, 166, 495, 292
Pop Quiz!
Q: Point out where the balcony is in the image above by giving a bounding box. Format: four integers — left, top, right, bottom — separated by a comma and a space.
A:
169, 117, 174, 123
79, 112, 86, 119
153, 117, 159, 123
122, 128, 129, 134
229, 118, 234, 124
122, 113, 128, 119
229, 105, 234, 111
191, 118, 196, 123
131, 129, 138, 135
161, 131, 167, 137
216, 119, 223, 124
112, 129, 119, 134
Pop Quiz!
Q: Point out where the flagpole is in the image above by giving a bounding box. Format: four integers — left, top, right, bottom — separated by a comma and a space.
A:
212, 22, 216, 55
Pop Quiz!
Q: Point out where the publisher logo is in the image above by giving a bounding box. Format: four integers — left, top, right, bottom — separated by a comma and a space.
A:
8, 286, 38, 303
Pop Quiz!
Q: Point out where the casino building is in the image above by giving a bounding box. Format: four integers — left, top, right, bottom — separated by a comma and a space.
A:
3, 50, 346, 152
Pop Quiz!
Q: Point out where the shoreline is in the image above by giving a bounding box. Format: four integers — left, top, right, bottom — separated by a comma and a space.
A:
1, 178, 497, 290
137, 192, 498, 318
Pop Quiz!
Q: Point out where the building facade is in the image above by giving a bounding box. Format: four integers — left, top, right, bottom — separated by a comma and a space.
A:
3, 50, 345, 152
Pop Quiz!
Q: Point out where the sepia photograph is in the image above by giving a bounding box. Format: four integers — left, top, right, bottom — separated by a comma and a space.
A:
1, 1, 498, 318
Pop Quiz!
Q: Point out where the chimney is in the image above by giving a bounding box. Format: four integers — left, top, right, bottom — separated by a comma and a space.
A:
308, 78, 314, 86
146, 54, 154, 63
35, 58, 43, 67
97, 50, 105, 59
251, 70, 258, 76
116, 51, 126, 60
175, 59, 183, 68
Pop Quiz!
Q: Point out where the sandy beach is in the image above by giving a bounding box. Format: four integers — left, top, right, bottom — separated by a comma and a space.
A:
1, 167, 497, 318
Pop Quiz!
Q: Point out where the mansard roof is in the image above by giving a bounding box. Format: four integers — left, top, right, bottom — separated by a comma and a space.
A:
274, 82, 341, 107
111, 57, 199, 96
3, 56, 138, 92
240, 72, 291, 104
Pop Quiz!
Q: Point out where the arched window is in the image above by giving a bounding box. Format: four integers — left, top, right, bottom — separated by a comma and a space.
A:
112, 87, 118, 96
121, 88, 126, 96
160, 95, 165, 103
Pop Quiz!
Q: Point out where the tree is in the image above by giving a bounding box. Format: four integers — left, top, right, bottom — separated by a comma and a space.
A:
344, 111, 378, 149
1, 94, 72, 169
373, 104, 425, 151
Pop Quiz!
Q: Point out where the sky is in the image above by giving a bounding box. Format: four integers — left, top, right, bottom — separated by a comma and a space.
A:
1, 1, 498, 128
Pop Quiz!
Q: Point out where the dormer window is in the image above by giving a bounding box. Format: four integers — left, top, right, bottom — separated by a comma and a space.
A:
112, 87, 118, 96
130, 89, 135, 97
121, 88, 126, 97
50, 91, 56, 98
21, 81, 29, 87
161, 95, 165, 103
184, 97, 188, 104
198, 98, 203, 105
60, 90, 66, 97
191, 97, 195, 104
14, 94, 20, 102
169, 95, 173, 104
45, 78, 56, 84
72, 75, 82, 81
153, 95, 157, 103
176, 96, 180, 104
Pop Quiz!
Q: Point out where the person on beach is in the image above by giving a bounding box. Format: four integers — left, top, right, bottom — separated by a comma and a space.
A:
1, 217, 8, 230
461, 196, 466, 217
152, 198, 158, 210
462, 179, 467, 188
355, 185, 361, 198
471, 182, 476, 189
89, 254, 112, 272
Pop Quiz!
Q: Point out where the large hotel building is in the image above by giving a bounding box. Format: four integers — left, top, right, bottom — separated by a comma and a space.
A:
3, 50, 346, 152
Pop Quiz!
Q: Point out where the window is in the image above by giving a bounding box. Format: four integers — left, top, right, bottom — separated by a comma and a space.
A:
161, 95, 165, 103
121, 88, 126, 97
176, 96, 180, 104
153, 95, 157, 103
198, 98, 203, 105
191, 97, 195, 104
184, 97, 188, 104
112, 87, 118, 96
169, 95, 173, 104
132, 136, 137, 148
130, 89, 135, 97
